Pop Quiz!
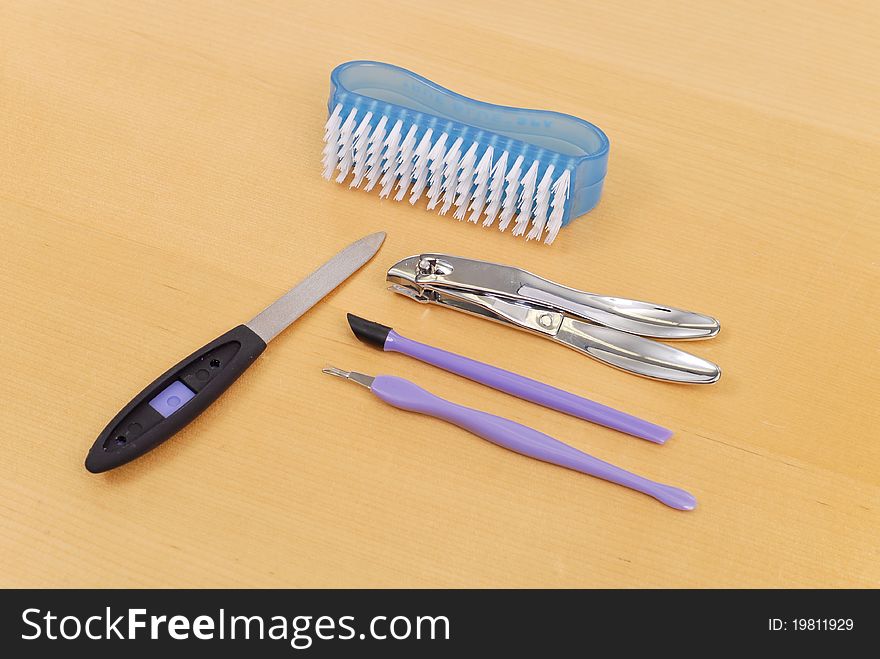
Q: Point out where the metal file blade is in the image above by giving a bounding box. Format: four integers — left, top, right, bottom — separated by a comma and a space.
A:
246, 231, 386, 343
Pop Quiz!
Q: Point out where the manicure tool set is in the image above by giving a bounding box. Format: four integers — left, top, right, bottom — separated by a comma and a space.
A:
86, 61, 722, 511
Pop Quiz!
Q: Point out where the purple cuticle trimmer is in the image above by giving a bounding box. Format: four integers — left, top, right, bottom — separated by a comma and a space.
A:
322, 366, 695, 511
346, 314, 672, 444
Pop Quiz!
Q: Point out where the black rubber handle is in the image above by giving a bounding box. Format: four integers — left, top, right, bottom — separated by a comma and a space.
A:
85, 324, 267, 473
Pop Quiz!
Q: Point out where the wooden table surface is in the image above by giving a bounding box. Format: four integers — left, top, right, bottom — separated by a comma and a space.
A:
2, 1, 878, 588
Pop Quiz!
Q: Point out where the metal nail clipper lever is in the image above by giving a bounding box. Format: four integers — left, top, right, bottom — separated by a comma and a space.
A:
387, 254, 721, 384
84, 232, 386, 474
323, 366, 696, 510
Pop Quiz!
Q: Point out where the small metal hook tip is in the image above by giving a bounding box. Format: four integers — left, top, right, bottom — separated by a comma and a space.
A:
322, 366, 375, 388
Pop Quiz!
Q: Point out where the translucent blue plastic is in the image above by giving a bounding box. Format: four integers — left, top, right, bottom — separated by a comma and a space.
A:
327, 61, 609, 230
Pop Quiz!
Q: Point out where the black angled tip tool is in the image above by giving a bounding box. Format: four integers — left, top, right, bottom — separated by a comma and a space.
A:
343, 312, 673, 443
346, 313, 392, 349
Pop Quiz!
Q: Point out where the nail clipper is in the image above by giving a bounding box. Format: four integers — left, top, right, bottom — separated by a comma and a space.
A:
386, 254, 721, 384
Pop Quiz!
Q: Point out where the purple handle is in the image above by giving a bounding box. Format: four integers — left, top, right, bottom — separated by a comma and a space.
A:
385, 331, 671, 444
371, 375, 696, 511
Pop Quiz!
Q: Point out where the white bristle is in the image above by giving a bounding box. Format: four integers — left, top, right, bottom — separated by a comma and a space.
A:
512, 160, 540, 236
321, 109, 574, 243
544, 168, 571, 245
362, 116, 388, 192
453, 142, 479, 220
482, 150, 507, 227
467, 147, 493, 223
378, 120, 403, 197
424, 132, 448, 208
405, 128, 433, 203
438, 137, 463, 215
322, 104, 344, 179
324, 104, 343, 138
454, 143, 478, 197
527, 164, 555, 241
348, 112, 374, 188
392, 124, 419, 201
498, 155, 524, 231
334, 108, 358, 183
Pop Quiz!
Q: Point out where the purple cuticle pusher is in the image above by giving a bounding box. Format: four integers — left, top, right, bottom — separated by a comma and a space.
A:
346, 314, 672, 444
322, 366, 695, 511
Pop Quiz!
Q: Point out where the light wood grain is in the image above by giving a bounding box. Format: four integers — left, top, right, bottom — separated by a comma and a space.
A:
1, 0, 878, 587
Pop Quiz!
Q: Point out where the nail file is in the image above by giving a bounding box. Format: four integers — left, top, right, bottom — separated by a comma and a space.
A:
84, 232, 386, 473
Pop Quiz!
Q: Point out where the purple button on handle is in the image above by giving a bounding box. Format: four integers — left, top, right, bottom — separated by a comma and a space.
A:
370, 375, 696, 511
148, 380, 196, 418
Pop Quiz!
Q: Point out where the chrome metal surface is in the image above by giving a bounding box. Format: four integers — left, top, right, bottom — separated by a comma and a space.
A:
429, 289, 563, 336
321, 366, 375, 389
554, 319, 721, 384
386, 283, 430, 303
246, 232, 385, 343
386, 252, 722, 384
521, 285, 720, 340
390, 253, 719, 340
